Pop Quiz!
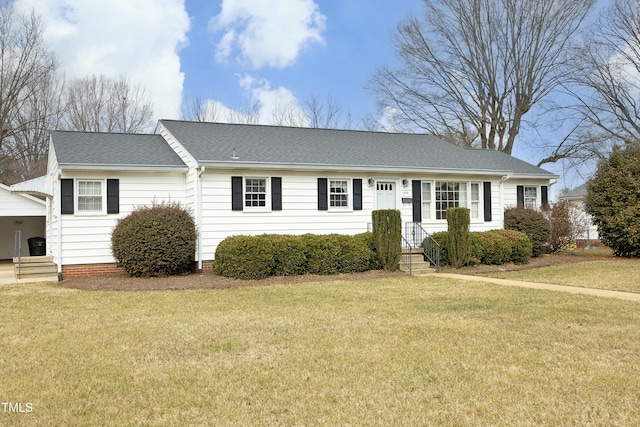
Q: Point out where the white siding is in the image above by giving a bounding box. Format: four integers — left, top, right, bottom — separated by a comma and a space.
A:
198, 170, 521, 259
57, 171, 186, 265
0, 185, 45, 217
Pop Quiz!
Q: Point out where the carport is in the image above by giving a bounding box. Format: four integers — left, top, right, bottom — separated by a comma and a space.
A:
0, 182, 46, 260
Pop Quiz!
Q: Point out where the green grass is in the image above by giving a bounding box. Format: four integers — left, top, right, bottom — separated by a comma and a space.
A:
1, 277, 639, 426
481, 258, 640, 293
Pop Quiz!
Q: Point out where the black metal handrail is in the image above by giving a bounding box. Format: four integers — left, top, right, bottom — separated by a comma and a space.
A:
405, 222, 440, 272
400, 235, 413, 275
14, 230, 22, 279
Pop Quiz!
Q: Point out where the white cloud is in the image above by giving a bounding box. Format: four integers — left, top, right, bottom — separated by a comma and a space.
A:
209, 0, 326, 69
13, 0, 190, 123
238, 75, 308, 125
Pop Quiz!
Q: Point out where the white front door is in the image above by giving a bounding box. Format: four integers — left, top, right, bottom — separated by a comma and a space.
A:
376, 181, 396, 209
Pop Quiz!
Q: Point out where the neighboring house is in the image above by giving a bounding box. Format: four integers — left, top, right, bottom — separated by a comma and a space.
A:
13, 120, 558, 279
0, 181, 46, 260
559, 183, 600, 242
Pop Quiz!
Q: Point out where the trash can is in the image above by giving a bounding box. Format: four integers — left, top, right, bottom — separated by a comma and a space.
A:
27, 237, 46, 256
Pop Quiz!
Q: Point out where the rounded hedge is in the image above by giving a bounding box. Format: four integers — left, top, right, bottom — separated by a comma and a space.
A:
111, 202, 197, 277
213, 233, 378, 280
429, 230, 530, 266
504, 207, 550, 256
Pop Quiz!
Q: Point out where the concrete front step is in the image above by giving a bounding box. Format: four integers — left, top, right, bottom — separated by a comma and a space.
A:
399, 253, 436, 275
13, 256, 57, 280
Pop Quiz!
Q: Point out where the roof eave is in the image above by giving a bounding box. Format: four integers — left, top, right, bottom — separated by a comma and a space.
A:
197, 160, 517, 176
59, 164, 188, 172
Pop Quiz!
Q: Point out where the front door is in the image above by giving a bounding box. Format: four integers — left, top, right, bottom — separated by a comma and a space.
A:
376, 181, 396, 209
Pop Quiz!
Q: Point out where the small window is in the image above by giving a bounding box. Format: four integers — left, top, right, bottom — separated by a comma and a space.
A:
245, 178, 267, 208
524, 186, 537, 209
470, 183, 480, 219
330, 179, 349, 208
421, 182, 431, 220
78, 180, 102, 212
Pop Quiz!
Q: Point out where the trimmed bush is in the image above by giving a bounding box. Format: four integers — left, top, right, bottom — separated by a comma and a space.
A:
214, 233, 378, 279
504, 206, 550, 256
428, 231, 482, 267
475, 231, 512, 265
213, 235, 275, 280
493, 229, 532, 264
372, 209, 402, 271
352, 232, 382, 271
111, 201, 197, 277
447, 207, 470, 268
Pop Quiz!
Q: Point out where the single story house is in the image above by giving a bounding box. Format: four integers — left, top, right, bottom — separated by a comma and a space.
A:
559, 183, 600, 243
16, 120, 558, 279
0, 181, 46, 260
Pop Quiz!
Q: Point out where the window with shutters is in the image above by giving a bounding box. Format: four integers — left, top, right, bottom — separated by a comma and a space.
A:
524, 186, 537, 209
78, 180, 103, 212
245, 178, 267, 208
329, 179, 349, 208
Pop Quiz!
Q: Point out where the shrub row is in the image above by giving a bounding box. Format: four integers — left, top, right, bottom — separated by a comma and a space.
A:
504, 207, 550, 256
429, 229, 532, 267
213, 233, 380, 280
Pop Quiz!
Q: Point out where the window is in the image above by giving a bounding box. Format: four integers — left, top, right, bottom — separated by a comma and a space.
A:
421, 182, 431, 220
524, 186, 537, 209
470, 183, 480, 219
329, 179, 349, 208
430, 181, 480, 220
245, 178, 267, 208
435, 181, 464, 220
78, 180, 102, 212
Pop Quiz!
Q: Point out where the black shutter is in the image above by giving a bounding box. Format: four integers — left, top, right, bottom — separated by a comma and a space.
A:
271, 177, 282, 211
483, 181, 492, 222
107, 179, 119, 214
516, 185, 524, 208
353, 179, 362, 210
231, 176, 243, 211
412, 180, 422, 222
318, 178, 328, 211
61, 179, 74, 214
541, 185, 549, 208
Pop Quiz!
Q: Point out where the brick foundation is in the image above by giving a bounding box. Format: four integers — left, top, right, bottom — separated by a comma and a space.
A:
62, 263, 125, 279
61, 261, 215, 279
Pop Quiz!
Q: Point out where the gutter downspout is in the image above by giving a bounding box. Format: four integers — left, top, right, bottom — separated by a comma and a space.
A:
500, 174, 511, 226
196, 166, 205, 273
56, 171, 63, 282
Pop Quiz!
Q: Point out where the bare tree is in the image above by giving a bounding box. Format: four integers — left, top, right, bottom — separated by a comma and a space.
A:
559, 0, 640, 165
62, 75, 153, 133
370, 0, 594, 154
0, 2, 58, 183
181, 94, 260, 124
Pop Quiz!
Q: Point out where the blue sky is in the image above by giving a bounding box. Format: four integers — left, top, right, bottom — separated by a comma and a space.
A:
12, 0, 576, 190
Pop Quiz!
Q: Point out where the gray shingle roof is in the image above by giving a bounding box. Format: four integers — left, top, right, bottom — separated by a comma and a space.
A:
159, 120, 556, 177
560, 183, 588, 200
51, 131, 186, 168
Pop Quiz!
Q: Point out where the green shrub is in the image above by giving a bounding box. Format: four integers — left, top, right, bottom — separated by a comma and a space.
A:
476, 231, 512, 265
302, 234, 341, 275
269, 235, 308, 276
428, 231, 482, 267
447, 207, 470, 268
372, 209, 402, 271
586, 144, 640, 257
504, 206, 550, 256
493, 229, 532, 264
352, 232, 382, 270
214, 233, 378, 279
111, 201, 197, 277
213, 235, 275, 280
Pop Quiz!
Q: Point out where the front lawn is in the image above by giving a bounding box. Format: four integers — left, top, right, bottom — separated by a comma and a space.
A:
480, 258, 640, 293
1, 277, 639, 425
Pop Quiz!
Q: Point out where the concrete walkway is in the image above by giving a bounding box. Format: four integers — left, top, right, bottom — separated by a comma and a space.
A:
434, 273, 640, 302
0, 261, 57, 285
